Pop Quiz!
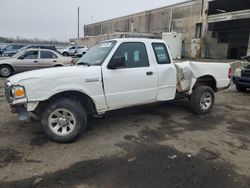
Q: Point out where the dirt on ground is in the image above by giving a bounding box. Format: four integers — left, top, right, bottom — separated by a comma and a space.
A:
0, 77, 249, 188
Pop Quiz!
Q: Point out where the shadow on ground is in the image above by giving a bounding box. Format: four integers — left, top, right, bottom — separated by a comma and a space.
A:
1, 142, 249, 188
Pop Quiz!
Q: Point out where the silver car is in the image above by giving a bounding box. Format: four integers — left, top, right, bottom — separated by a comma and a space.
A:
0, 49, 73, 77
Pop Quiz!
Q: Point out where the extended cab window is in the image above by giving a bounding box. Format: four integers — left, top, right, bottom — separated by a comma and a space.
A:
152, 43, 171, 64
112, 42, 149, 68
40, 51, 57, 59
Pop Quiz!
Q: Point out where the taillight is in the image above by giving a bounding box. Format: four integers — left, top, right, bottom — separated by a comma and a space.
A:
228, 67, 233, 78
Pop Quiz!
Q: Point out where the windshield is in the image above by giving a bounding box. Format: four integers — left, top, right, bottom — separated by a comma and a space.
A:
18, 46, 30, 52
12, 50, 26, 58
77, 40, 116, 66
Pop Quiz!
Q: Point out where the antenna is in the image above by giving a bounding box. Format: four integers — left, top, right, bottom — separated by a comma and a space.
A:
77, 6, 80, 38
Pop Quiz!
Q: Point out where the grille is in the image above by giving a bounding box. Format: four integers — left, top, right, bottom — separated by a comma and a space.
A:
242, 69, 250, 78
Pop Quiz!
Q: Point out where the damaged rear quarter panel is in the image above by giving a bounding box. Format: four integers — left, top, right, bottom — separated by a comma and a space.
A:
177, 61, 231, 89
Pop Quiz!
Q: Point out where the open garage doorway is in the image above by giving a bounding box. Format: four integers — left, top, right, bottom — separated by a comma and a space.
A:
207, 19, 250, 59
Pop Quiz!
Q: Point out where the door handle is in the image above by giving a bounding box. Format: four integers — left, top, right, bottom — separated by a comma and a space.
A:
146, 71, 153, 76
34, 61, 38, 63
53, 60, 57, 62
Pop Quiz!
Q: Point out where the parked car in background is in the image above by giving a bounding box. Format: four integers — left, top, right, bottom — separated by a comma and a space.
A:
19, 45, 58, 53
58, 45, 88, 57
233, 56, 250, 92
0, 49, 73, 77
0, 44, 26, 57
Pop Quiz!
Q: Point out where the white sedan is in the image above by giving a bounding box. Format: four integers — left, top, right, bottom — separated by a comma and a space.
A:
58, 45, 88, 57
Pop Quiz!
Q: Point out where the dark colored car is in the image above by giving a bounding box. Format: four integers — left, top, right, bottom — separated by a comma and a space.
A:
233, 56, 250, 92
0, 44, 26, 57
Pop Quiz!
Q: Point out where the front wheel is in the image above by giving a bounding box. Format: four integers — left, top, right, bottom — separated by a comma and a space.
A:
236, 84, 247, 92
0, 65, 13, 77
189, 86, 215, 114
41, 98, 87, 143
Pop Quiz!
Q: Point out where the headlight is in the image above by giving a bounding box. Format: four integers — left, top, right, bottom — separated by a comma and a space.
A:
234, 68, 242, 77
11, 85, 26, 99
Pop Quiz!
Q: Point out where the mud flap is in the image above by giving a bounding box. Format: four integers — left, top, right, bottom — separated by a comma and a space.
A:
15, 106, 29, 121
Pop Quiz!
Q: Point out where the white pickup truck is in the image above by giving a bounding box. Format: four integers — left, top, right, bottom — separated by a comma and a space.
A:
4, 38, 231, 143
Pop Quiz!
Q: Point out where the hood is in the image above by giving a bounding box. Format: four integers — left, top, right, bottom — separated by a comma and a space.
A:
0, 56, 11, 60
0, 57, 16, 63
8, 65, 101, 85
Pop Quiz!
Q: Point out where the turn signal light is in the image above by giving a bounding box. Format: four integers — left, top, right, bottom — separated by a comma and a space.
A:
15, 88, 25, 97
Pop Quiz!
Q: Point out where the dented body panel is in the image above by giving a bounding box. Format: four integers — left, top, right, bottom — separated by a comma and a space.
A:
176, 61, 231, 92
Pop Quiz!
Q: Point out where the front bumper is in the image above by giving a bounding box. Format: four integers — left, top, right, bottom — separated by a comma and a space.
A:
10, 104, 29, 121
233, 76, 250, 88
5, 82, 29, 120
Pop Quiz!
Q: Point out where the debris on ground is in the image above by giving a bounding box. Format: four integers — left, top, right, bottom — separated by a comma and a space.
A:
198, 148, 219, 160
187, 153, 192, 159
32, 177, 43, 185
127, 157, 136, 163
230, 60, 249, 72
168, 154, 178, 160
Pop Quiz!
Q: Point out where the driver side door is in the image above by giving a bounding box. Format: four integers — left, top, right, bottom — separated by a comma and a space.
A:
14, 50, 40, 72
102, 42, 158, 110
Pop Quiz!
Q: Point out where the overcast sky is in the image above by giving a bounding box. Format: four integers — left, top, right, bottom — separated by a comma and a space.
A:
0, 0, 186, 41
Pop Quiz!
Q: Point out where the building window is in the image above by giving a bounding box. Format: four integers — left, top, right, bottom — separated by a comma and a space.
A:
195, 23, 202, 38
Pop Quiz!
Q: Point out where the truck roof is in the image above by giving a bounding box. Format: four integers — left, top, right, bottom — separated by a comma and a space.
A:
104, 38, 165, 43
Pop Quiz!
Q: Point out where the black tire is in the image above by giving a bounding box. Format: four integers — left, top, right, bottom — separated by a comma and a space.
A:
189, 86, 215, 114
41, 98, 87, 143
236, 84, 247, 92
0, 65, 13, 77
62, 52, 69, 56
54, 64, 63, 67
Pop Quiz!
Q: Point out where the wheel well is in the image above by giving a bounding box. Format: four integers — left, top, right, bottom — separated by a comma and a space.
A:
193, 75, 217, 92
36, 91, 97, 116
0, 64, 14, 72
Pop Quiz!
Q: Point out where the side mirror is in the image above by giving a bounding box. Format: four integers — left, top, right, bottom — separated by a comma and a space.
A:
107, 56, 125, 69
18, 55, 24, 60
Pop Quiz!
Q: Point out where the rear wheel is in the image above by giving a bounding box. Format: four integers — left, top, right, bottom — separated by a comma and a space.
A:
189, 86, 215, 114
0, 65, 13, 77
236, 84, 247, 92
41, 98, 87, 143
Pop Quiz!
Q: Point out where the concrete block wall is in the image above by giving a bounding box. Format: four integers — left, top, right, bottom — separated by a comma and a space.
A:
83, 0, 204, 57
206, 31, 228, 59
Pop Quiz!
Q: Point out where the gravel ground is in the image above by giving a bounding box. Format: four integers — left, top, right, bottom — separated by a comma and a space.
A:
0, 77, 249, 188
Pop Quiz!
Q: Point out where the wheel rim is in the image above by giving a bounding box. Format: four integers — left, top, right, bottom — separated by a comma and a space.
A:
48, 108, 76, 136
200, 92, 212, 110
1, 67, 10, 76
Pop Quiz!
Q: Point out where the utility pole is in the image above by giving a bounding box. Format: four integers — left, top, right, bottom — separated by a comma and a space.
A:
77, 6, 80, 38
